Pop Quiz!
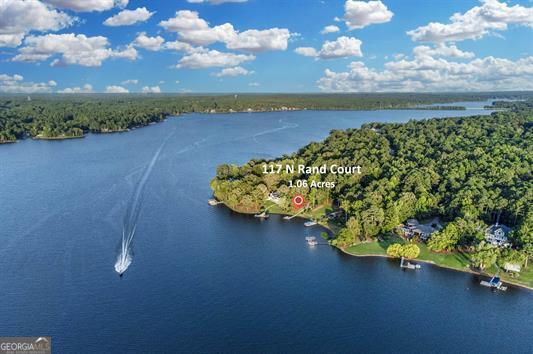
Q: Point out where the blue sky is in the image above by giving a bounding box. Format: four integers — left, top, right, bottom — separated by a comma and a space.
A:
0, 0, 532, 93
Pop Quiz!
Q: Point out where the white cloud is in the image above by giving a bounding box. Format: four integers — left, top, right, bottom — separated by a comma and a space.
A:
343, 0, 393, 29
0, 73, 57, 93
163, 40, 196, 52
294, 47, 319, 57
103, 7, 154, 26
176, 49, 255, 69
105, 85, 129, 93
226, 28, 291, 52
321, 25, 340, 34
187, 0, 247, 4
12, 33, 138, 66
159, 10, 291, 51
213, 66, 253, 77
121, 79, 138, 85
141, 85, 161, 93
111, 45, 138, 60
407, 0, 533, 43
133, 32, 165, 51
295, 36, 362, 59
317, 53, 533, 92
44, 0, 128, 12
248, 82, 260, 86
413, 43, 475, 59
175, 80, 180, 84
0, 0, 74, 47
58, 84, 93, 93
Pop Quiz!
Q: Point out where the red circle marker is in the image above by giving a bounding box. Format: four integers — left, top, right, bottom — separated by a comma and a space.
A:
292, 194, 305, 210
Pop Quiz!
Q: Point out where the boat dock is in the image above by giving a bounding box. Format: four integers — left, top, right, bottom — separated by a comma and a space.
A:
480, 276, 507, 291
400, 257, 421, 270
254, 211, 270, 219
305, 236, 318, 246
208, 199, 221, 206
283, 203, 309, 220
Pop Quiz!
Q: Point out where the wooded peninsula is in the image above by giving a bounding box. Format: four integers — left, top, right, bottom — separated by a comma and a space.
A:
211, 100, 533, 288
0, 92, 529, 143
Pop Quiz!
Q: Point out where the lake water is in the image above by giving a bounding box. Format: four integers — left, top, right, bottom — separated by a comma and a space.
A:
1, 105, 531, 353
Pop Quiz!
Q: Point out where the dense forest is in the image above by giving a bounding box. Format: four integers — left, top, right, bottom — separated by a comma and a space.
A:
211, 101, 532, 273
1, 92, 531, 143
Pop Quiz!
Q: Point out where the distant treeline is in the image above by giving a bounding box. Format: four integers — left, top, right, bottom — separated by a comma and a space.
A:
1, 92, 532, 143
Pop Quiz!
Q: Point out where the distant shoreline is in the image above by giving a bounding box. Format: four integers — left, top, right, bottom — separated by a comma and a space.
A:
0, 103, 491, 145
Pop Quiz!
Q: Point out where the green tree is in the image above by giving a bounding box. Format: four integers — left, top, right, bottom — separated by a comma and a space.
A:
400, 244, 420, 259
470, 242, 500, 270
387, 243, 403, 258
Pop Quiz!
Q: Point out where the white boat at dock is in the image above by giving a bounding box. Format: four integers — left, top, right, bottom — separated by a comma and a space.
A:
400, 257, 421, 270
305, 236, 317, 246
208, 199, 221, 206
304, 220, 317, 227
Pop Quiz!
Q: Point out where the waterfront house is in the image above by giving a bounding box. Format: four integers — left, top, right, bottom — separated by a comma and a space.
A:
267, 192, 281, 204
411, 224, 437, 241
398, 218, 437, 241
485, 223, 511, 247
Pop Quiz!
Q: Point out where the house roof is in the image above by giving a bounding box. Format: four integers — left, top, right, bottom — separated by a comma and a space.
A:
485, 224, 511, 236
413, 224, 436, 235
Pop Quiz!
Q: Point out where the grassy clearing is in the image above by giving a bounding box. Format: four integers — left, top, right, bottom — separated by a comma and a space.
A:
345, 234, 532, 289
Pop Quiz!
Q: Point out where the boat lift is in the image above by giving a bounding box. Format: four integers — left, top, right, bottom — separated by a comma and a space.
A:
400, 257, 421, 270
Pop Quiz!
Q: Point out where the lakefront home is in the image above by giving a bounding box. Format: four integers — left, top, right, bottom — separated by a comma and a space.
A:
398, 218, 439, 241
485, 223, 512, 247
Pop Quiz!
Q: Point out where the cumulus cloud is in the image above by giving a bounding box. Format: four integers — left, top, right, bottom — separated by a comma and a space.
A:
44, 0, 128, 12
12, 33, 138, 67
317, 52, 533, 92
105, 85, 129, 93
121, 79, 138, 85
0, 0, 74, 47
413, 43, 475, 59
58, 84, 94, 93
295, 36, 363, 59
176, 49, 255, 69
163, 40, 196, 52
141, 85, 161, 93
133, 32, 165, 51
0, 73, 57, 93
407, 0, 533, 43
159, 10, 291, 51
213, 66, 253, 77
321, 25, 340, 34
343, 0, 393, 29
294, 47, 319, 57
103, 7, 154, 26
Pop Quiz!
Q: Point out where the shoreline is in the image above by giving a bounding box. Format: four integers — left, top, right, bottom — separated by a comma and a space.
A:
338, 245, 533, 291
1, 104, 493, 145
214, 200, 532, 291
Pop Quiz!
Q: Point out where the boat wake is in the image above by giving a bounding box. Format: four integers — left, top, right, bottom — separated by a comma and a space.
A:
115, 131, 174, 276
252, 119, 299, 143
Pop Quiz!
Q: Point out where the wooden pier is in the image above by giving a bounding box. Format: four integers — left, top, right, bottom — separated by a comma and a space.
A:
480, 276, 507, 291
400, 257, 421, 270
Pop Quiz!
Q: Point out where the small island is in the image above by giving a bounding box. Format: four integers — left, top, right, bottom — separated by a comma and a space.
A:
211, 100, 533, 289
